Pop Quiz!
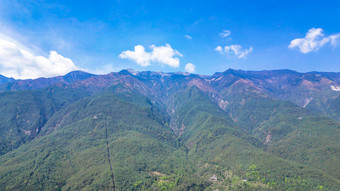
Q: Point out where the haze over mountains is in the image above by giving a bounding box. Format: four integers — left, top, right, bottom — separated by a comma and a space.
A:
0, 69, 339, 190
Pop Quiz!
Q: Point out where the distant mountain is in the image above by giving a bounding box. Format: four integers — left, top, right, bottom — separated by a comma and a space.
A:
0, 74, 15, 84
0, 69, 339, 190
0, 71, 95, 91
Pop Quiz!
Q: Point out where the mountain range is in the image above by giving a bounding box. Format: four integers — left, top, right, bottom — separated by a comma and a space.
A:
0, 69, 339, 190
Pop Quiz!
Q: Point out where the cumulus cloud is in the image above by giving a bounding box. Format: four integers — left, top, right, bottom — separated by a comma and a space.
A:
289, 28, 340, 53
215, 44, 253, 59
185, 63, 195, 73
0, 35, 79, 79
119, 44, 182, 68
119, 45, 151, 67
215, 46, 223, 54
220, 30, 231, 38
184, 35, 192, 40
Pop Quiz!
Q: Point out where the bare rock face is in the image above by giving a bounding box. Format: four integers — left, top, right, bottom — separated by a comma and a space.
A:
209, 175, 218, 182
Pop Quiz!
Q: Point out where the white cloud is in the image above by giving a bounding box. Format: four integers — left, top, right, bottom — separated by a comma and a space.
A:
215, 46, 223, 54
119, 45, 151, 67
184, 35, 192, 40
0, 34, 79, 79
220, 30, 231, 38
215, 44, 253, 59
225, 45, 253, 58
185, 63, 195, 73
119, 44, 182, 68
289, 28, 340, 53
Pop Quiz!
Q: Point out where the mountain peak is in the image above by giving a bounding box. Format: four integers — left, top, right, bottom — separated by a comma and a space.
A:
63, 70, 96, 82
125, 68, 139, 76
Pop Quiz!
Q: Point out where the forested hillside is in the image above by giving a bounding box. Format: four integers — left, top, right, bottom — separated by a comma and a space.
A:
0, 69, 339, 190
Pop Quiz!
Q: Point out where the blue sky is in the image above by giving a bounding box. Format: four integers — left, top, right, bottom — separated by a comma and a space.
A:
0, 0, 339, 79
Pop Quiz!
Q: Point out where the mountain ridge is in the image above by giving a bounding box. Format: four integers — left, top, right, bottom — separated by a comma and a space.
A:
1, 68, 339, 120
